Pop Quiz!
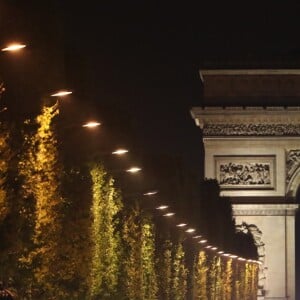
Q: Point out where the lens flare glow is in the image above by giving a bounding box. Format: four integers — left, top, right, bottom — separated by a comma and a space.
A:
51, 90, 72, 97
112, 149, 128, 155
82, 122, 101, 128
143, 190, 158, 196
2, 43, 26, 51
163, 212, 175, 217
126, 167, 141, 173
156, 205, 168, 210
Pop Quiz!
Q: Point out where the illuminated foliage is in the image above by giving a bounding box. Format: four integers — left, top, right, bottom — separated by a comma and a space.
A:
171, 242, 188, 300
121, 206, 158, 300
193, 249, 258, 300
222, 258, 233, 300
208, 255, 220, 299
0, 123, 16, 281
88, 163, 123, 299
54, 166, 93, 299
157, 240, 172, 299
250, 263, 259, 298
121, 206, 143, 300
0, 127, 9, 223
0, 100, 259, 299
141, 215, 158, 299
194, 250, 208, 300
18, 102, 63, 296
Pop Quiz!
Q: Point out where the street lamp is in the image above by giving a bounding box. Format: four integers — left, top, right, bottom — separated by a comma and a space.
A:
156, 205, 168, 210
1, 43, 26, 52
185, 228, 196, 233
126, 167, 141, 173
163, 212, 175, 217
199, 239, 207, 244
192, 235, 202, 239
176, 223, 187, 227
82, 121, 101, 128
50, 90, 72, 97
112, 149, 128, 155
143, 190, 158, 196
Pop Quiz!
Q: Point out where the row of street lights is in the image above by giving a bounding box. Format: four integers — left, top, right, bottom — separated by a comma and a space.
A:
1, 42, 261, 266
155, 203, 262, 265
1, 42, 143, 175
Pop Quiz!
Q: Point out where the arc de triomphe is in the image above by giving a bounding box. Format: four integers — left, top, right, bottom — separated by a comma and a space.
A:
191, 70, 300, 300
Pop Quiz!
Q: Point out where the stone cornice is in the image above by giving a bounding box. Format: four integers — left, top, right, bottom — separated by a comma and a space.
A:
232, 204, 299, 216
200, 69, 300, 76
191, 107, 300, 136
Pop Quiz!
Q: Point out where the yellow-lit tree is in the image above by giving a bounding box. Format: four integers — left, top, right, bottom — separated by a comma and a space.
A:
121, 205, 143, 299
0, 126, 9, 223
141, 215, 158, 299
221, 258, 233, 300
250, 263, 259, 298
194, 250, 208, 300
0, 122, 15, 281
88, 163, 123, 299
18, 102, 63, 297
55, 165, 92, 299
208, 255, 222, 299
157, 239, 173, 300
171, 242, 188, 300
121, 205, 158, 300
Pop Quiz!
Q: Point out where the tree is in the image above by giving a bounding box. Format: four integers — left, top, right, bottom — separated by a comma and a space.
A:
54, 165, 92, 298
140, 215, 158, 299
121, 205, 157, 300
222, 258, 233, 300
18, 102, 63, 297
121, 205, 143, 300
0, 124, 9, 223
0, 119, 16, 283
157, 240, 172, 300
194, 250, 208, 300
88, 163, 123, 299
171, 242, 188, 300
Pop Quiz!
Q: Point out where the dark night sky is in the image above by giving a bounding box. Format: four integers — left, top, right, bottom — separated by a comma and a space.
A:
58, 2, 300, 170
2, 1, 300, 295
61, 2, 300, 294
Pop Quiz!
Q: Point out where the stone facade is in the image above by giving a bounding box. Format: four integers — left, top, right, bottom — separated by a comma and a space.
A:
191, 104, 300, 299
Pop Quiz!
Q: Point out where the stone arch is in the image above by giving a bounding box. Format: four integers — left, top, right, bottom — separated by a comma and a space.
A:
287, 166, 300, 198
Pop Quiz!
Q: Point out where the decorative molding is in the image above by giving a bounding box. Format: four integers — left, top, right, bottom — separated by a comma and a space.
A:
200, 69, 300, 76
203, 123, 300, 136
191, 107, 300, 137
232, 204, 299, 216
215, 156, 275, 189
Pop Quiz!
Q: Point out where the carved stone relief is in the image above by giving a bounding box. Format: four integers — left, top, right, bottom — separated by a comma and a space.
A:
216, 156, 275, 189
203, 123, 300, 136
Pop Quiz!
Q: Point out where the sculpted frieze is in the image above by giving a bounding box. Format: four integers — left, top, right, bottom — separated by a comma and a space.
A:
219, 162, 271, 186
203, 123, 300, 136
215, 156, 275, 189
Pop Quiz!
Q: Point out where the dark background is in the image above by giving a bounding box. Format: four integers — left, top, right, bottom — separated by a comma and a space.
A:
1, 1, 300, 297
